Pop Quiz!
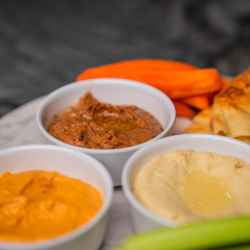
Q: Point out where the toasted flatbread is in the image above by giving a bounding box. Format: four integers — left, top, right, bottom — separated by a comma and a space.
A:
183, 108, 213, 134
211, 68, 250, 143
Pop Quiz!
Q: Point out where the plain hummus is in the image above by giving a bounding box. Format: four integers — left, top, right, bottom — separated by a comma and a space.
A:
133, 150, 250, 224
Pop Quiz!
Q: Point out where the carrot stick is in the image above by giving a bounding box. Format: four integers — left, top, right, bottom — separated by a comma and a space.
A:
173, 101, 196, 118
77, 68, 223, 99
179, 95, 210, 110
88, 60, 198, 72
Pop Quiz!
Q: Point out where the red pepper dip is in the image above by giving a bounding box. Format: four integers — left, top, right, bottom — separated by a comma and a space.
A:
47, 92, 163, 149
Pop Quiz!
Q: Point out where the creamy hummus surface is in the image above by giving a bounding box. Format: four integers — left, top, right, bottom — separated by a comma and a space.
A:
47, 92, 163, 149
133, 150, 250, 224
0, 170, 102, 242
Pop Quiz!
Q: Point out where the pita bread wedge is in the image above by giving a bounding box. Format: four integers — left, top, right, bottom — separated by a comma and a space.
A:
183, 108, 213, 134
211, 68, 250, 144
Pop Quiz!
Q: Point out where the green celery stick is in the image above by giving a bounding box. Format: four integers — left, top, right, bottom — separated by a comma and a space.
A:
220, 246, 250, 250
115, 216, 250, 250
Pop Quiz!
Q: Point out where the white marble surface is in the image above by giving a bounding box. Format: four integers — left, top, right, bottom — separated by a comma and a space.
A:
0, 96, 192, 250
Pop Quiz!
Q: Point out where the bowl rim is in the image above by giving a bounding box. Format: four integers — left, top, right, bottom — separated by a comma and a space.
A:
122, 134, 250, 228
36, 78, 176, 154
0, 144, 113, 249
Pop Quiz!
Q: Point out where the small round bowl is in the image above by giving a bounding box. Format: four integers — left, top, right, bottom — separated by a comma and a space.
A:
122, 134, 250, 233
36, 78, 176, 185
0, 145, 113, 250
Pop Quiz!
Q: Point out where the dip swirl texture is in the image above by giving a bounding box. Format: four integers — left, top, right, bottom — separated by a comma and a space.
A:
0, 170, 102, 242
133, 150, 250, 224
47, 92, 163, 149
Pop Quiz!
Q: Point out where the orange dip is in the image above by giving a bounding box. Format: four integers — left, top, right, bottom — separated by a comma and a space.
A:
0, 170, 102, 242
47, 92, 163, 149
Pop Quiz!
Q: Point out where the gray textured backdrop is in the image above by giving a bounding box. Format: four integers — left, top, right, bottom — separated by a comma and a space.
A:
1, 0, 250, 117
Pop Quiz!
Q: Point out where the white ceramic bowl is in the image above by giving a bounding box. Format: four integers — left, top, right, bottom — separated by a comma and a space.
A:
36, 78, 176, 185
122, 134, 250, 233
0, 145, 113, 250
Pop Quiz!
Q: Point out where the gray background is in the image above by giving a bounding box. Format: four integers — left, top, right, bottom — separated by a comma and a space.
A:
1, 0, 250, 117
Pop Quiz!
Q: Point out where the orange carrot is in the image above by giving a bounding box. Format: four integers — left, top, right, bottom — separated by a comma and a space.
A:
179, 95, 210, 110
77, 68, 223, 99
173, 101, 196, 118
85, 60, 198, 72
